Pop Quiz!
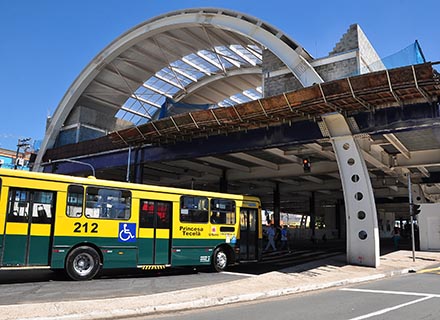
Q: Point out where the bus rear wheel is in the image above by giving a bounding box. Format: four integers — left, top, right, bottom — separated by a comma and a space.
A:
212, 247, 228, 272
66, 246, 101, 281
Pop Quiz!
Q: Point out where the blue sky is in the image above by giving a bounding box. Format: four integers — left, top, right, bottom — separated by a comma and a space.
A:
0, 0, 438, 151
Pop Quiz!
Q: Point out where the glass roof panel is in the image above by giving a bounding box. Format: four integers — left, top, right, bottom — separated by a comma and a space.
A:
218, 87, 262, 107
119, 43, 264, 124
230, 94, 247, 104
117, 97, 157, 125
170, 60, 205, 80
229, 45, 262, 66
219, 98, 236, 107
135, 90, 164, 104
243, 89, 261, 100
185, 53, 219, 73
145, 77, 178, 93
215, 46, 242, 67
198, 49, 233, 70
156, 68, 192, 87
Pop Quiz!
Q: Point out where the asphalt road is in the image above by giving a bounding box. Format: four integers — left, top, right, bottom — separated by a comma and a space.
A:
0, 268, 243, 305
0, 248, 340, 305
0, 250, 334, 305
133, 269, 440, 320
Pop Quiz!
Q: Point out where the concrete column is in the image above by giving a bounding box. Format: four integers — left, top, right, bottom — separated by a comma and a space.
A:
133, 148, 144, 184
309, 192, 316, 238
133, 163, 144, 184
273, 182, 281, 227
219, 169, 228, 193
322, 112, 380, 267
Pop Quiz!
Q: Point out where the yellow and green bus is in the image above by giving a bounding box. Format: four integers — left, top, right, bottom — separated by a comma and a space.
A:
0, 168, 262, 280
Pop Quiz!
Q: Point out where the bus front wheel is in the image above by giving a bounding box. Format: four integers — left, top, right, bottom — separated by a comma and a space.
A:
65, 246, 101, 281
212, 247, 228, 272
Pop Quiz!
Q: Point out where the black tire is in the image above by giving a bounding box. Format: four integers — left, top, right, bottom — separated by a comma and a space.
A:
65, 246, 101, 281
50, 269, 67, 280
212, 247, 228, 272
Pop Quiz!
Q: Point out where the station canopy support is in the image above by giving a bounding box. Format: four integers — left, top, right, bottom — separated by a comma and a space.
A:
322, 112, 380, 267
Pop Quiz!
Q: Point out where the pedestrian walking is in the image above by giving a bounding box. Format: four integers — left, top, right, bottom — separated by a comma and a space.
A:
280, 225, 289, 251
264, 224, 277, 252
393, 226, 401, 250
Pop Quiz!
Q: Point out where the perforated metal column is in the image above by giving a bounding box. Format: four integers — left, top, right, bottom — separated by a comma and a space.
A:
322, 113, 380, 267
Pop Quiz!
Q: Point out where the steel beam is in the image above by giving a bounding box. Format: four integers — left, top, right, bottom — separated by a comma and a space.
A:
395, 149, 440, 168
230, 152, 279, 170
322, 112, 380, 267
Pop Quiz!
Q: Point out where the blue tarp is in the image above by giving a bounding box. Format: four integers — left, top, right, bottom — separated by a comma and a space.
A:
158, 98, 215, 119
381, 40, 426, 69
355, 41, 427, 77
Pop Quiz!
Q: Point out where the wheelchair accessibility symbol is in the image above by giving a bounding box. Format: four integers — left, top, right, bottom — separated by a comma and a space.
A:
118, 223, 136, 242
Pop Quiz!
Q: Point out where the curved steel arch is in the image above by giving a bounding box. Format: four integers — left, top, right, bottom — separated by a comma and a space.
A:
35, 8, 322, 170
173, 67, 262, 102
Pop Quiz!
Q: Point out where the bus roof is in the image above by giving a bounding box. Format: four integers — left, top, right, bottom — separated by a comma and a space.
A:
0, 168, 260, 202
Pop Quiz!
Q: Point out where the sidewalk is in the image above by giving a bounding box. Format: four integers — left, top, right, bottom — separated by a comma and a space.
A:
3, 250, 440, 320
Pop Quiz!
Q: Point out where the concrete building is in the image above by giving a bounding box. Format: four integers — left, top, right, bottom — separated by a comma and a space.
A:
0, 148, 31, 170
263, 24, 385, 97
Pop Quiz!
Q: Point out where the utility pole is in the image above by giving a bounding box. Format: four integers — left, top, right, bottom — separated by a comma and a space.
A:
407, 174, 416, 262
14, 138, 31, 169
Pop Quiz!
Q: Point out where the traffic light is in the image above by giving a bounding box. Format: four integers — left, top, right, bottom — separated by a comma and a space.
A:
51, 162, 59, 173
410, 203, 421, 216
303, 158, 311, 172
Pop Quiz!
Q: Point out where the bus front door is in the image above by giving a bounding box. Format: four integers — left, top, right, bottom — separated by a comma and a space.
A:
138, 200, 172, 265
1, 189, 55, 266
239, 208, 258, 261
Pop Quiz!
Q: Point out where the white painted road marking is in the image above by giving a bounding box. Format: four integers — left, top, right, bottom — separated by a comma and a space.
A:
341, 288, 440, 298
221, 271, 258, 277
340, 288, 439, 320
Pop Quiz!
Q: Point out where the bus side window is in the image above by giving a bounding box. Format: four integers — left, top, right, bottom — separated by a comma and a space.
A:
7, 188, 55, 224
66, 185, 84, 218
210, 199, 236, 225
31, 191, 54, 224
140, 200, 155, 228
156, 202, 171, 228
7, 189, 29, 223
85, 187, 131, 220
180, 196, 208, 223
140, 200, 171, 229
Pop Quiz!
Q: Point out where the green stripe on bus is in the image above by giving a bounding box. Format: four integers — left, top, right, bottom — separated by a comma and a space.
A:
52, 236, 231, 268
1, 235, 234, 269
1, 234, 51, 266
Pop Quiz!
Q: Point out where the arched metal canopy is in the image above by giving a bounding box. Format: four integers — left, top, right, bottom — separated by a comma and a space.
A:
33, 7, 440, 268
35, 8, 322, 170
